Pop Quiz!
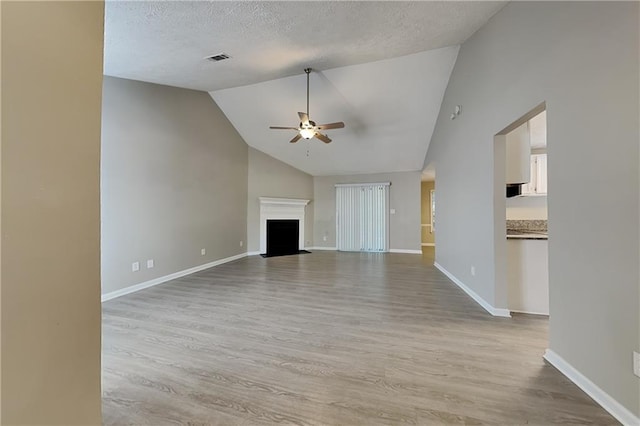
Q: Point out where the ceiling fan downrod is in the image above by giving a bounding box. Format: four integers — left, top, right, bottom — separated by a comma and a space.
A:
305, 68, 311, 118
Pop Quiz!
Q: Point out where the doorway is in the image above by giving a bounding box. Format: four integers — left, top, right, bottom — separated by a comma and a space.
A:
505, 110, 549, 315
494, 102, 549, 317
421, 166, 436, 261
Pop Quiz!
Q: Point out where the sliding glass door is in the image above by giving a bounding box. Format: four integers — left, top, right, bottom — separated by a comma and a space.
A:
336, 183, 389, 252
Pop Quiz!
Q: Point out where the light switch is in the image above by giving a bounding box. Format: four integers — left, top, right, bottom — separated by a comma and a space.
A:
390, 209, 396, 214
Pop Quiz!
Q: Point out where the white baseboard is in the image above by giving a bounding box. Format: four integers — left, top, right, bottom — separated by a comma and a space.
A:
433, 262, 511, 317
308, 246, 337, 250
510, 309, 549, 316
544, 349, 639, 426
421, 243, 435, 247
101, 252, 248, 302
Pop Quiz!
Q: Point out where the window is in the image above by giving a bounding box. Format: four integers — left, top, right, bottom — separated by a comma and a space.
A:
430, 189, 435, 233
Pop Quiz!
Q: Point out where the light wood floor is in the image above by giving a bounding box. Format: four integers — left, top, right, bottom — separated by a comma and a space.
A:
102, 249, 616, 425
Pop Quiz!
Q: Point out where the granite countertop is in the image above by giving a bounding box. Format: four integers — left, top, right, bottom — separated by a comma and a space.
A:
506, 219, 548, 240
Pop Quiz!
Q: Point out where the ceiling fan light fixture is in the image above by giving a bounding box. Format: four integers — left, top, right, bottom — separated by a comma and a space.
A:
269, 67, 345, 144
299, 128, 316, 139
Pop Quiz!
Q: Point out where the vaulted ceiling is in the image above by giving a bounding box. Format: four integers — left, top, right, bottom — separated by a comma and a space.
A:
104, 1, 506, 176
211, 48, 458, 175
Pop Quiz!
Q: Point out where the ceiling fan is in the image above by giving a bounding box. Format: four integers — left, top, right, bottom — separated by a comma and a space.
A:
269, 68, 345, 144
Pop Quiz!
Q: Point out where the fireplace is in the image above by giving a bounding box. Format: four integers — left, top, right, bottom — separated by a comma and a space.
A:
266, 220, 299, 257
259, 197, 310, 255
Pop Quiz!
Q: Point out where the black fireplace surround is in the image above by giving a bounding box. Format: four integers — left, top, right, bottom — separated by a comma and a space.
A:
266, 219, 299, 257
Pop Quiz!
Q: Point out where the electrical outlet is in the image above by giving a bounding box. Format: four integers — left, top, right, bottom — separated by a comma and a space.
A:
471, 266, 476, 276
634, 351, 640, 378
240, 240, 243, 247
201, 248, 206, 256
146, 259, 154, 269
131, 262, 140, 272
323, 236, 327, 241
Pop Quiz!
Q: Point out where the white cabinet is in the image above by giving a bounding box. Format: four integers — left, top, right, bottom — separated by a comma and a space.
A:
505, 122, 531, 184
507, 239, 549, 315
535, 154, 547, 194
522, 154, 547, 195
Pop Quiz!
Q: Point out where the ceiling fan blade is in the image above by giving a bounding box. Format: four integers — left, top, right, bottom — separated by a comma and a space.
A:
314, 132, 332, 144
316, 122, 345, 130
298, 112, 309, 124
270, 126, 299, 130
290, 134, 302, 143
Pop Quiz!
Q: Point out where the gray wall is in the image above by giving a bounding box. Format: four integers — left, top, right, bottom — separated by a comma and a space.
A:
425, 1, 638, 416
1, 1, 103, 423
247, 147, 314, 252
101, 77, 248, 295
314, 172, 421, 250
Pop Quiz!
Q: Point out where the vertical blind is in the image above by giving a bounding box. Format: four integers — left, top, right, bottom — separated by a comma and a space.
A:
336, 183, 389, 252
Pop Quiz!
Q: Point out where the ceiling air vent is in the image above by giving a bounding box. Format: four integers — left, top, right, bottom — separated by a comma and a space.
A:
205, 53, 230, 62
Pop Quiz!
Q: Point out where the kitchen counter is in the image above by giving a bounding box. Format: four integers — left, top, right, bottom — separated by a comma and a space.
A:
507, 237, 549, 315
506, 220, 548, 240
505, 220, 549, 314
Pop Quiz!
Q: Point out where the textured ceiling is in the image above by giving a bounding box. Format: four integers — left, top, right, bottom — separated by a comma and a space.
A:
211, 47, 459, 176
104, 1, 506, 176
104, 1, 506, 91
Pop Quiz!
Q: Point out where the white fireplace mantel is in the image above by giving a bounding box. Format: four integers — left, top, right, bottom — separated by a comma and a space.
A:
259, 197, 310, 254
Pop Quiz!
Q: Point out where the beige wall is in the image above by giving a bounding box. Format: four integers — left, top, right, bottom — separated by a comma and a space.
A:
425, 1, 639, 416
247, 147, 314, 253
1, 1, 104, 424
101, 77, 248, 295
421, 181, 435, 245
314, 171, 421, 251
